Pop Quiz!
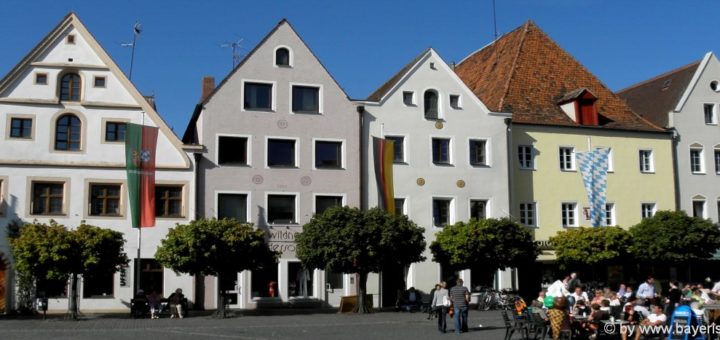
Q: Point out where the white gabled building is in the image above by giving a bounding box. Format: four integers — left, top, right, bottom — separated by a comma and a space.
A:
359, 48, 511, 307
0, 13, 196, 313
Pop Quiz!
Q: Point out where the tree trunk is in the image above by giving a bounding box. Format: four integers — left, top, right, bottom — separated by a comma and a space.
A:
214, 272, 226, 318
353, 271, 371, 314
68, 273, 78, 320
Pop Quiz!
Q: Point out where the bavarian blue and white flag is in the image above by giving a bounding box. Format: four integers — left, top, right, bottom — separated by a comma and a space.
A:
576, 148, 610, 227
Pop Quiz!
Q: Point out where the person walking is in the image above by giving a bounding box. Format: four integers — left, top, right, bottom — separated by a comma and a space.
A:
449, 278, 470, 333
427, 283, 440, 320
431, 281, 450, 333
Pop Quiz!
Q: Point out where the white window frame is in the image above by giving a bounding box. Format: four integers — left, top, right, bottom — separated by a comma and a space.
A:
241, 79, 277, 112
265, 192, 300, 225
518, 145, 535, 170
422, 87, 442, 120
430, 136, 453, 166
312, 193, 346, 214
559, 147, 576, 171
394, 196, 408, 216
469, 198, 490, 220
265, 136, 299, 168
692, 198, 707, 219
639, 149, 655, 173
312, 138, 346, 170
605, 147, 614, 172
603, 203, 616, 226
35, 72, 48, 85
215, 190, 252, 223
402, 91, 415, 106
290, 82, 324, 115
449, 94, 462, 109
714, 147, 720, 175
704, 103, 717, 125
519, 202, 537, 227
216, 133, 252, 166
689, 145, 705, 174
273, 45, 293, 68
561, 202, 578, 227
431, 196, 455, 228
641, 202, 656, 219
468, 137, 490, 167
384, 135, 407, 164
93, 76, 106, 88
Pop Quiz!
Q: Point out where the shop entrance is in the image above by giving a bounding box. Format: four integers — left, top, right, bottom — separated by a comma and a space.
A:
325, 271, 344, 306
288, 262, 313, 298
220, 272, 240, 306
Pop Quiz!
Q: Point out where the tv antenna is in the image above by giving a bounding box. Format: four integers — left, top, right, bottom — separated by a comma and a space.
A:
220, 38, 244, 69
121, 21, 143, 80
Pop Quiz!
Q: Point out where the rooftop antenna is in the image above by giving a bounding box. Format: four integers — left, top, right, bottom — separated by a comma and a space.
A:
220, 38, 244, 70
492, 0, 498, 41
121, 21, 142, 80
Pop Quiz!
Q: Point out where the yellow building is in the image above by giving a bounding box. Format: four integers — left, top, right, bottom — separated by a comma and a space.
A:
455, 21, 675, 288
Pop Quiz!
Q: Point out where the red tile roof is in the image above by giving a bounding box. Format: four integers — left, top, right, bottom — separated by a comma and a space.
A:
455, 21, 664, 132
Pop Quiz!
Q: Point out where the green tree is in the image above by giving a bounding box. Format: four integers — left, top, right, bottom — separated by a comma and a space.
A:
296, 207, 426, 313
430, 218, 539, 274
629, 210, 720, 263
155, 218, 279, 318
550, 226, 633, 269
10, 221, 128, 319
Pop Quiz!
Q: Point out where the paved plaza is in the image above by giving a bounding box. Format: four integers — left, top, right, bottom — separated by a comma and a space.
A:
0, 310, 508, 340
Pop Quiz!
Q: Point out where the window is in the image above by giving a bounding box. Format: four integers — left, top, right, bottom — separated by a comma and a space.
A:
394, 198, 406, 216
470, 199, 487, 220
519, 203, 536, 226
641, 203, 656, 219
715, 149, 720, 174
67, 34, 75, 44
218, 136, 248, 165
244, 82, 273, 110
83, 272, 114, 298
60, 73, 81, 101
315, 195, 343, 214
402, 91, 414, 106
37, 277, 68, 298
603, 203, 615, 226
93, 76, 106, 88
693, 200, 706, 218
54, 114, 81, 151
518, 145, 534, 169
424, 90, 439, 119
639, 150, 654, 173
31, 182, 64, 215
267, 139, 296, 167
385, 136, 405, 163
559, 147, 575, 171
217, 193, 248, 222
268, 194, 296, 224
35, 73, 47, 85
469, 139, 487, 166
717, 200, 720, 220
690, 148, 704, 173
705, 104, 717, 125
432, 198, 452, 227
104, 122, 126, 142
432, 138, 450, 165
292, 85, 320, 113
449, 94, 461, 109
155, 185, 183, 218
275, 47, 290, 66
315, 141, 342, 169
10, 118, 32, 139
561, 203, 577, 227
89, 184, 121, 216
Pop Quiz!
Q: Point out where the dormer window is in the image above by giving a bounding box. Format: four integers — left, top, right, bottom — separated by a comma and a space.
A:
59, 72, 81, 101
424, 89, 439, 120
557, 88, 598, 126
275, 47, 290, 67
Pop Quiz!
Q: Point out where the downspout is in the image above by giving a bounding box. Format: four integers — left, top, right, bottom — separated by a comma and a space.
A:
670, 127, 680, 211
358, 105, 366, 211
193, 152, 202, 219
504, 118, 513, 219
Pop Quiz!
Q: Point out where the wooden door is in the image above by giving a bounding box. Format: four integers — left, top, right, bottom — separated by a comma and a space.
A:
0, 269, 6, 313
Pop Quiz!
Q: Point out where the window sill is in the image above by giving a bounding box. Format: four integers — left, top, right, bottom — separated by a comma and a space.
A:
292, 111, 321, 115
519, 167, 536, 171
433, 162, 454, 167
268, 165, 299, 169
691, 172, 706, 175
30, 213, 67, 217
314, 166, 344, 170
243, 108, 275, 112
269, 222, 300, 226
424, 117, 444, 122
157, 216, 186, 220
8, 136, 33, 140
640, 171, 655, 174
88, 215, 125, 219
560, 169, 577, 172
219, 163, 251, 167
470, 164, 490, 168
83, 296, 115, 299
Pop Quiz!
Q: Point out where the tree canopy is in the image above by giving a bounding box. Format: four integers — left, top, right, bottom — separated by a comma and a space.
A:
629, 210, 720, 263
155, 218, 279, 317
430, 218, 539, 272
296, 207, 426, 313
550, 226, 633, 267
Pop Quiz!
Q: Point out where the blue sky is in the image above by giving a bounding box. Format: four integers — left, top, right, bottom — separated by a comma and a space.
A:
1, 0, 719, 135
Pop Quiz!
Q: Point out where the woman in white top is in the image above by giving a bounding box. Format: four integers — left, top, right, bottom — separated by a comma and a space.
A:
431, 281, 450, 333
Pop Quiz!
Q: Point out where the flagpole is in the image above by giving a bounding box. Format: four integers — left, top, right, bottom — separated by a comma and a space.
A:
137, 111, 145, 294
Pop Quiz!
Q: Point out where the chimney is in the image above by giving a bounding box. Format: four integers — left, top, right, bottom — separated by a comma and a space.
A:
201, 76, 215, 102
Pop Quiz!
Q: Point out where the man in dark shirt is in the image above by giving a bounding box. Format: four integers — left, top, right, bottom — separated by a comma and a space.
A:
449, 278, 470, 333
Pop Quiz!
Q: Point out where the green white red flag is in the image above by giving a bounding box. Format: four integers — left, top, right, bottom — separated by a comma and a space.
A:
124, 123, 158, 228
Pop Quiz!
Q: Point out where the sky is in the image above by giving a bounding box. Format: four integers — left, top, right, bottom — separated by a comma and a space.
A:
1, 0, 719, 136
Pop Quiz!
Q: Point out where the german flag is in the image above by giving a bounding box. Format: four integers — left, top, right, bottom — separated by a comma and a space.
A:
373, 137, 395, 214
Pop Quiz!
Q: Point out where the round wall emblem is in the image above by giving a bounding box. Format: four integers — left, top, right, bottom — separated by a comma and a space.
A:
416, 178, 425, 186
252, 175, 264, 184
277, 119, 288, 129
301, 176, 312, 186
456, 180, 466, 188
434, 121, 444, 129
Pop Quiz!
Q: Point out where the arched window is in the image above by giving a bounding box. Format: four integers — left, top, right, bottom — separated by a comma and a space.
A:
55, 114, 81, 151
275, 47, 290, 66
424, 90, 439, 119
60, 73, 81, 101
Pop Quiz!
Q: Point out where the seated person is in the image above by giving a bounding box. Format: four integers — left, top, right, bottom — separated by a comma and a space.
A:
547, 297, 571, 340
600, 299, 611, 313
632, 298, 650, 318
404, 287, 422, 311
620, 304, 641, 340
572, 300, 589, 317
633, 304, 666, 340
608, 292, 622, 306
530, 300, 548, 321
585, 303, 609, 334
168, 288, 185, 319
